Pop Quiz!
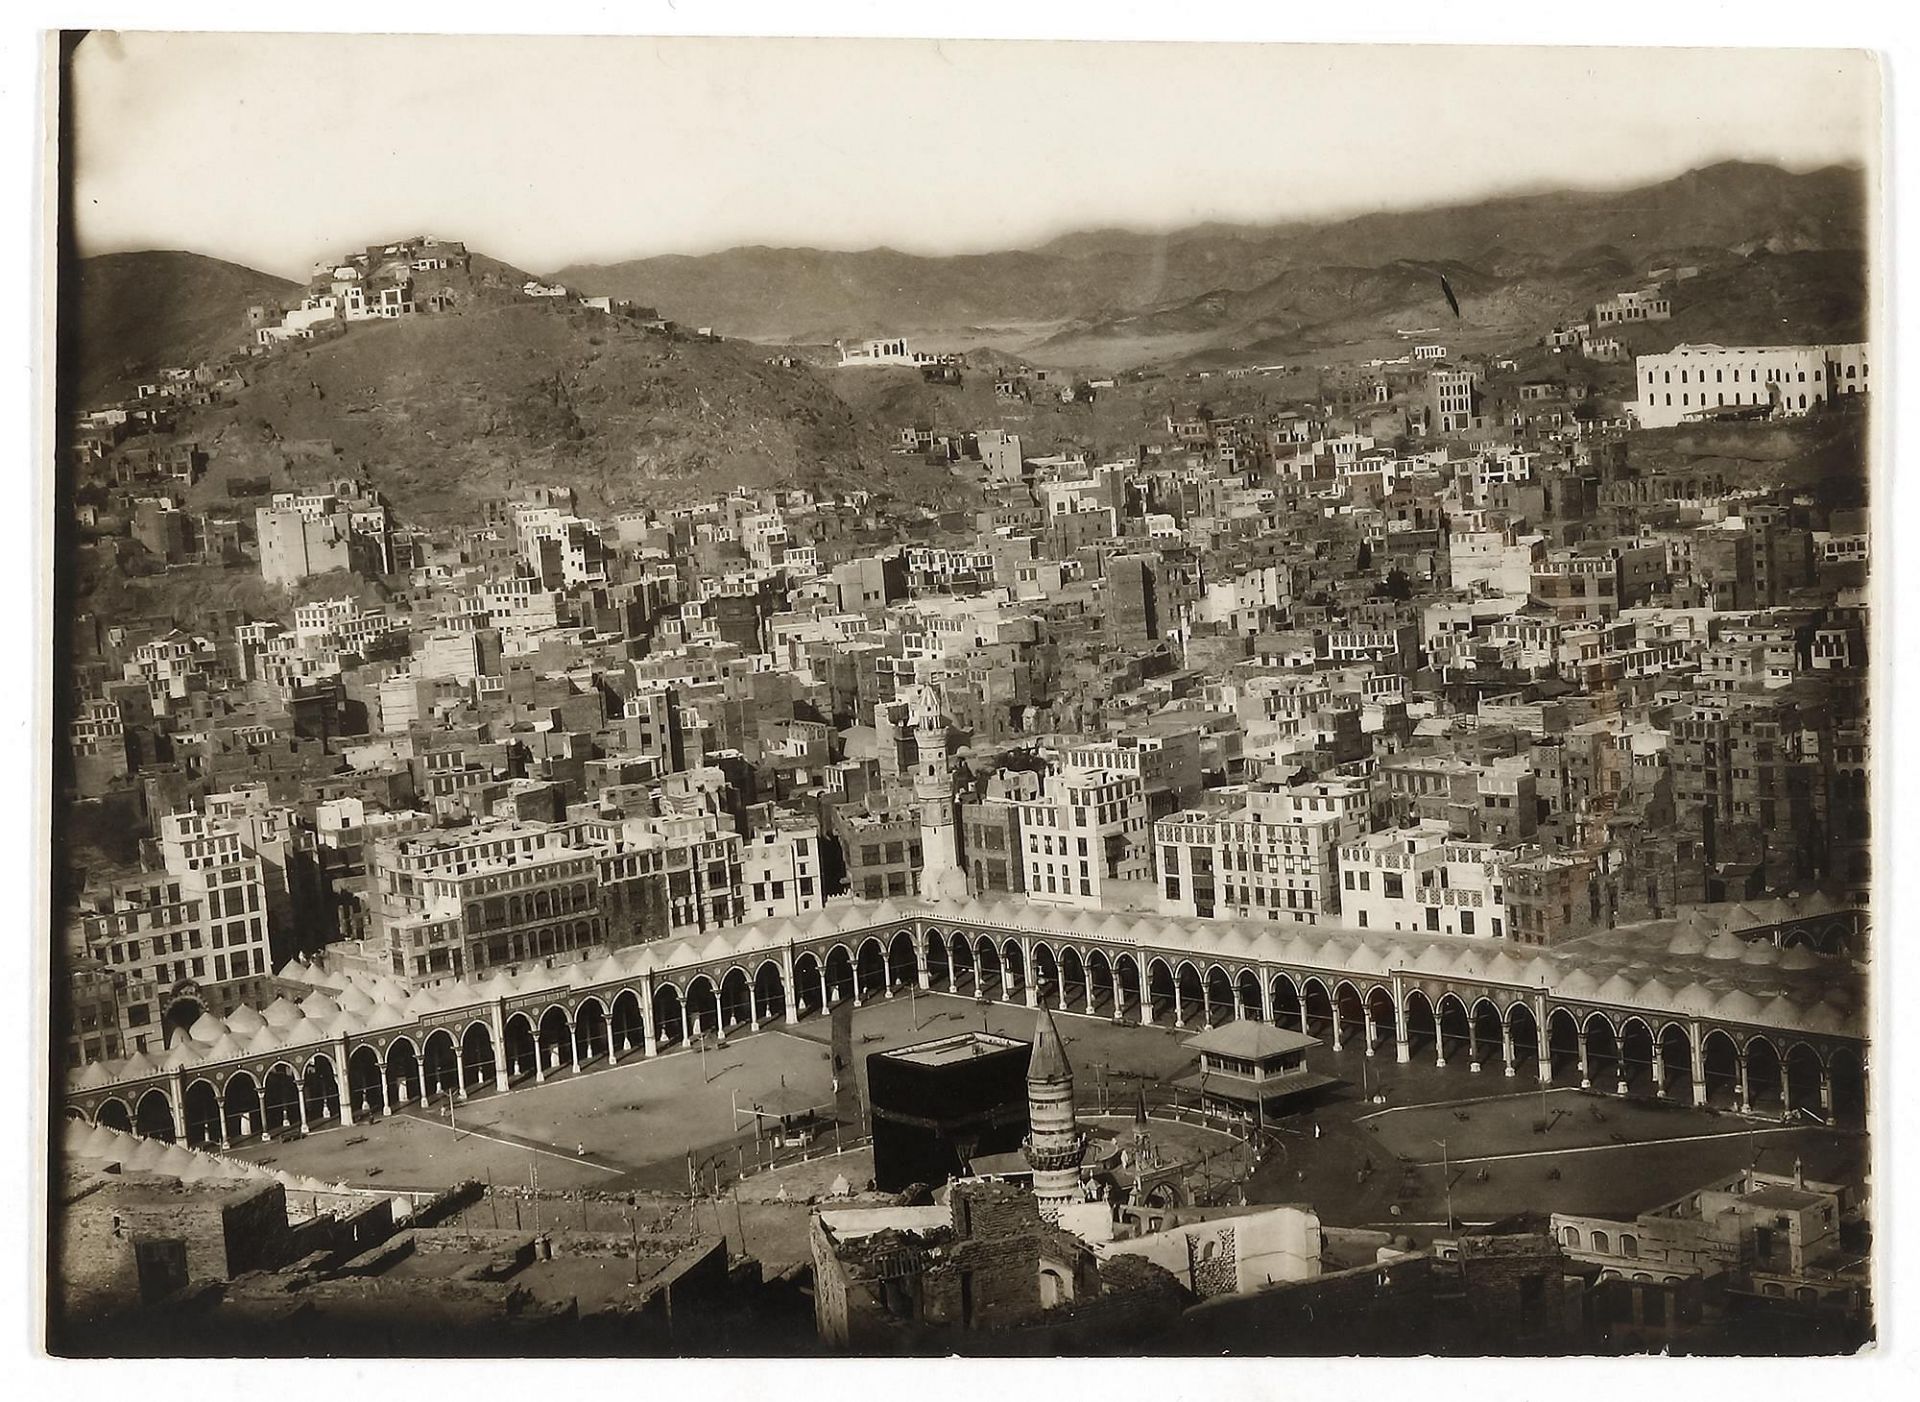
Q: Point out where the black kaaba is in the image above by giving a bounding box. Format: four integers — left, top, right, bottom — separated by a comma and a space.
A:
866, 1032, 1032, 1192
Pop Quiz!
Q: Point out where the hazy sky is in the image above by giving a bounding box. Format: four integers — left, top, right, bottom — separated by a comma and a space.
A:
69, 34, 1879, 278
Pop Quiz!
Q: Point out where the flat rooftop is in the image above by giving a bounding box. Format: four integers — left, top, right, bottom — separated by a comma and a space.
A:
1743, 1186, 1828, 1212
879, 1031, 1027, 1068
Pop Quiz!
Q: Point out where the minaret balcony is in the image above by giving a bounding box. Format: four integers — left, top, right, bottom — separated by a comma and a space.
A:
1022, 1131, 1088, 1171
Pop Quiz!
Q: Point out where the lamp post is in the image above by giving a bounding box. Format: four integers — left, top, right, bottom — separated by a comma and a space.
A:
1434, 1137, 1453, 1230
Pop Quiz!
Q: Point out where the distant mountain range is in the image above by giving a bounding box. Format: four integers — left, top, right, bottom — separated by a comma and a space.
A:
61, 159, 1869, 503
552, 161, 1868, 356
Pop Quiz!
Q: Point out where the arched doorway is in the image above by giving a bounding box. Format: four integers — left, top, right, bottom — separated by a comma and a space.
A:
1204, 966, 1233, 1025
1303, 979, 1336, 1041
182, 1079, 221, 1147
1405, 991, 1436, 1052
1237, 969, 1263, 1022
1176, 962, 1205, 1026
1085, 950, 1111, 1016
1002, 940, 1026, 1000
1271, 973, 1303, 1032
754, 961, 787, 1024
460, 1024, 496, 1090
1583, 1014, 1621, 1086
1745, 1037, 1784, 1113
1113, 953, 1141, 1022
1469, 999, 1504, 1071
1033, 944, 1060, 1008
923, 934, 950, 991
1039, 1263, 1071, 1309
1146, 959, 1175, 1024
1782, 1042, 1822, 1118
262, 1063, 302, 1135
535, 1006, 572, 1073
422, 1031, 459, 1102
609, 992, 645, 1057
855, 940, 886, 1001
1060, 946, 1086, 1010
684, 976, 721, 1040
720, 969, 754, 1029
887, 931, 917, 990
1546, 1008, 1580, 1081
793, 954, 824, 1017
1506, 1002, 1539, 1077
976, 939, 1002, 1000
222, 1070, 263, 1144
1366, 986, 1399, 1055
948, 935, 974, 994
575, 997, 609, 1062
303, 1054, 340, 1123
349, 1045, 388, 1118
1435, 994, 1470, 1064
503, 1012, 539, 1079
1618, 1018, 1654, 1093
134, 1087, 175, 1142
385, 1037, 421, 1107
1827, 1048, 1865, 1128
1335, 982, 1366, 1049
1700, 1029, 1740, 1109
825, 947, 855, 1005
96, 1097, 133, 1134
1657, 1024, 1692, 1099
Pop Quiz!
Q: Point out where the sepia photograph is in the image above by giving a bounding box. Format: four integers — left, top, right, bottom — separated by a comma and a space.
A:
29, 14, 1897, 1368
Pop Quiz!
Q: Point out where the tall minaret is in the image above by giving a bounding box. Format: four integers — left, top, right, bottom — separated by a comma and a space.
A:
912, 683, 968, 902
1024, 1004, 1087, 1221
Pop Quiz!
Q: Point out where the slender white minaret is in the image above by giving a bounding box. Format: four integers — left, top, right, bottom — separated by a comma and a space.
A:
912, 684, 968, 902
1024, 1004, 1086, 1221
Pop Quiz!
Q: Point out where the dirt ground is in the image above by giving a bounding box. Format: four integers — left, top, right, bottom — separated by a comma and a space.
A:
229, 990, 1866, 1248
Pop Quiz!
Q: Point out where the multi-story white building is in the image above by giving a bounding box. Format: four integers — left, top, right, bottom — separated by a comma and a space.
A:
1337, 822, 1518, 939
123, 634, 220, 713
740, 816, 824, 922
1018, 767, 1152, 908
1633, 343, 1870, 430
1430, 369, 1479, 433
1156, 778, 1371, 925
1448, 527, 1546, 598
73, 811, 275, 1058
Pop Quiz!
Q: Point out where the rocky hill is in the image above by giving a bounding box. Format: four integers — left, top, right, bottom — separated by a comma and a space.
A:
67, 251, 298, 403
137, 300, 957, 528
1591, 250, 1868, 357
554, 161, 1867, 353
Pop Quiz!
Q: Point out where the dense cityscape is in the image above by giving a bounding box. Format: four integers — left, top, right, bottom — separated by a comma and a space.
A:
47, 40, 1877, 1362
